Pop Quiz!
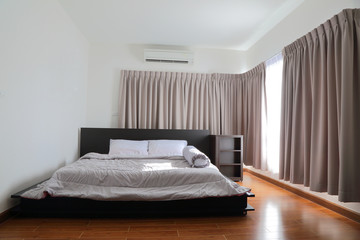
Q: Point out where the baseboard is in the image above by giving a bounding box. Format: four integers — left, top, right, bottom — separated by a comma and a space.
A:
244, 168, 360, 223
0, 206, 17, 224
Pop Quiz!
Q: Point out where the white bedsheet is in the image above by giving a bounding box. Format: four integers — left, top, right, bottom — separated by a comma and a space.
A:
22, 153, 250, 201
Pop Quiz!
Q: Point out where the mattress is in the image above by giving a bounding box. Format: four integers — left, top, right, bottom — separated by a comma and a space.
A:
22, 153, 250, 201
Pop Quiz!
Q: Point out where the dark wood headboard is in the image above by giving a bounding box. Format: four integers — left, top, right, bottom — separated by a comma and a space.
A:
80, 128, 210, 157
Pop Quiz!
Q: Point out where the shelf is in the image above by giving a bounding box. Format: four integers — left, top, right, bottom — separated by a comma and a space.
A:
211, 135, 244, 182
229, 177, 242, 181
216, 135, 243, 138
219, 163, 242, 166
219, 151, 241, 164
219, 165, 241, 180
219, 149, 241, 152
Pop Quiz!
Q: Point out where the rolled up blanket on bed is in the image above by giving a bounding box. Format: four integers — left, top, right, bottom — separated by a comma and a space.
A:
183, 146, 210, 168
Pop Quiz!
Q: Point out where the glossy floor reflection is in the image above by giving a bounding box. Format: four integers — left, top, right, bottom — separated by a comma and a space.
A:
0, 172, 359, 240
237, 173, 360, 240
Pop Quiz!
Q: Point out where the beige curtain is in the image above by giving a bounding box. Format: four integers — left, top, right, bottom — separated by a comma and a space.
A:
119, 64, 266, 167
119, 71, 221, 134
216, 63, 266, 168
280, 9, 360, 202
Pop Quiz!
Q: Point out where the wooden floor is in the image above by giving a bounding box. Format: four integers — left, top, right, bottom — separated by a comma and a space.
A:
0, 172, 359, 240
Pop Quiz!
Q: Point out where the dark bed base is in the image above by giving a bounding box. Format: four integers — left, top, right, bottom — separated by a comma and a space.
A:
13, 194, 254, 218
11, 128, 255, 217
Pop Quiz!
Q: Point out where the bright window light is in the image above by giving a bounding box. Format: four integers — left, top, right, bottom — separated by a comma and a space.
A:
264, 53, 283, 174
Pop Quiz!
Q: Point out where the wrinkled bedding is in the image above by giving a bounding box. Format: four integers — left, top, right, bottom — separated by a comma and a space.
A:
22, 153, 250, 201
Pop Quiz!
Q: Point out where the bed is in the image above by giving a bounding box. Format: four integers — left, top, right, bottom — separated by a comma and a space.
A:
11, 128, 255, 217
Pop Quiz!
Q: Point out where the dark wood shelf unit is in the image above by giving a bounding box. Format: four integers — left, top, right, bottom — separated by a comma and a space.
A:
211, 135, 243, 181
219, 163, 242, 166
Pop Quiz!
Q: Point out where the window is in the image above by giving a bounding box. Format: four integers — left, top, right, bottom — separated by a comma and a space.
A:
264, 53, 283, 174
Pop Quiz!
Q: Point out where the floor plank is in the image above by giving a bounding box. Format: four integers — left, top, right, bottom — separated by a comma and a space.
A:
1, 172, 359, 240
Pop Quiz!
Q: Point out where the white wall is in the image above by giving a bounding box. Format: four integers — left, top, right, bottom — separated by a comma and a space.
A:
0, 0, 89, 213
246, 0, 360, 70
87, 44, 246, 127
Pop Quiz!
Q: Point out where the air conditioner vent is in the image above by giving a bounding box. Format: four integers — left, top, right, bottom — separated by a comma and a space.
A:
144, 49, 194, 64
145, 59, 189, 64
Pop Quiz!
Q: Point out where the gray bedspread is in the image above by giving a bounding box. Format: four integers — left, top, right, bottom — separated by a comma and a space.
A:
22, 153, 250, 201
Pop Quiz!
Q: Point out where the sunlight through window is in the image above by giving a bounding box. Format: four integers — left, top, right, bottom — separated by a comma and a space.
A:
265, 53, 283, 174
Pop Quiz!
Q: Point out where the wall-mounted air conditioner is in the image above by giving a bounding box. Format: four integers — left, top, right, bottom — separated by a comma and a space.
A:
144, 49, 194, 64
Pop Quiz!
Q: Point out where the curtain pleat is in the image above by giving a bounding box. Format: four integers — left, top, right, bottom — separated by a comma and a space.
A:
280, 9, 360, 202
119, 63, 265, 167
215, 64, 266, 168
119, 71, 220, 133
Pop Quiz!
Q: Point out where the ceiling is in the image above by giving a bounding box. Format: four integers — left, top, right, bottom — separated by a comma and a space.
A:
58, 0, 303, 51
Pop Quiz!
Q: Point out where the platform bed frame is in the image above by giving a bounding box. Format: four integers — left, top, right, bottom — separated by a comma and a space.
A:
12, 128, 255, 217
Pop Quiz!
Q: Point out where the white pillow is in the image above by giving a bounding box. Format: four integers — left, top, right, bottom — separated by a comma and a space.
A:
183, 145, 210, 168
108, 139, 148, 157
148, 140, 187, 157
